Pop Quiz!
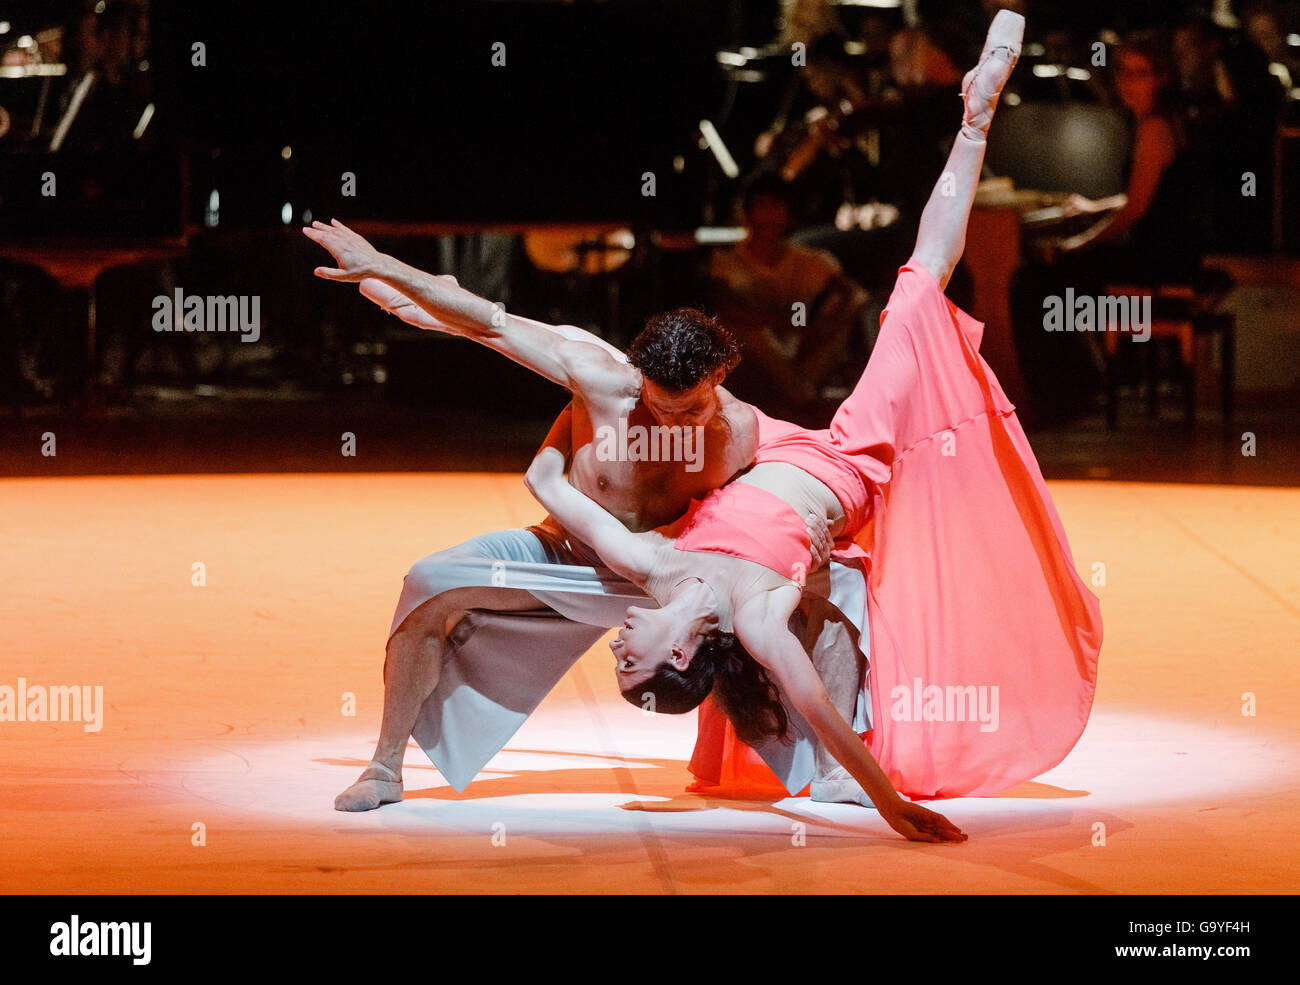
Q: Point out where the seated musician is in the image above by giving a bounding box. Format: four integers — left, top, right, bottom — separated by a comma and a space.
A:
1042, 33, 1194, 281
707, 172, 869, 416
1012, 33, 1209, 424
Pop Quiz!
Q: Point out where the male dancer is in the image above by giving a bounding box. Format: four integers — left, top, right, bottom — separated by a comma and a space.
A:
304, 225, 874, 810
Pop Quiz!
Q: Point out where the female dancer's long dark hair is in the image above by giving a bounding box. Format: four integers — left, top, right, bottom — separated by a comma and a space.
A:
620, 632, 791, 745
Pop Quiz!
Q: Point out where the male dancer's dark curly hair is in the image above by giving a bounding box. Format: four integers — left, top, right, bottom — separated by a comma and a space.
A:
627, 308, 741, 392
620, 632, 791, 745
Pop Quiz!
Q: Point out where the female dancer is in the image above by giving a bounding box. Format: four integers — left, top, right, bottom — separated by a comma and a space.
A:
526, 10, 1102, 843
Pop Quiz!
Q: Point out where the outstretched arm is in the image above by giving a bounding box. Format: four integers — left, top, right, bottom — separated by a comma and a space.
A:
910, 10, 1023, 289
524, 446, 657, 584
358, 277, 629, 363
733, 590, 967, 843
304, 220, 629, 393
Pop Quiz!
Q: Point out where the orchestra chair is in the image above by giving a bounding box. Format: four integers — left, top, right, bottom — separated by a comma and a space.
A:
1102, 271, 1236, 430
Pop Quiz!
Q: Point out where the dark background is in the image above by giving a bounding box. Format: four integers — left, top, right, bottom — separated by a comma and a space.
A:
1, 0, 1297, 483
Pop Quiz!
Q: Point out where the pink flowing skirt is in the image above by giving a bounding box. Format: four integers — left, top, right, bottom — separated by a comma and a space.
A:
689, 262, 1103, 800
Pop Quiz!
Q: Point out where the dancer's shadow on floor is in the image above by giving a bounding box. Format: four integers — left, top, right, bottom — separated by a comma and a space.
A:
317, 748, 1125, 890
320, 749, 901, 839
321, 748, 711, 803
319, 748, 1090, 814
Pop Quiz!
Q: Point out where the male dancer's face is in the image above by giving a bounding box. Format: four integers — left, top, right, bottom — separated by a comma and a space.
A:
639, 369, 726, 430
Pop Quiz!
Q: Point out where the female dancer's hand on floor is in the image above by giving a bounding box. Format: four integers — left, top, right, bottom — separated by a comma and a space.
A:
880, 799, 968, 844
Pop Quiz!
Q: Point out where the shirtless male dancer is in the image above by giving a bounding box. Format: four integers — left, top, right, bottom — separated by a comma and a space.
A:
304, 223, 872, 811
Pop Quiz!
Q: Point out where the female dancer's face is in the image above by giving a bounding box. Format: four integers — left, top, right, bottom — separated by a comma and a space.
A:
609, 605, 697, 689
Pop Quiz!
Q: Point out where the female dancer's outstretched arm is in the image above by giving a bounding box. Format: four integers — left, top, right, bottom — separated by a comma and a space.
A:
732, 590, 967, 843
910, 9, 1022, 289
525, 445, 657, 583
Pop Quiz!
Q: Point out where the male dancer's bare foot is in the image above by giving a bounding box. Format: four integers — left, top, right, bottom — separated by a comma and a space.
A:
960, 10, 1024, 141
334, 761, 403, 812
811, 765, 876, 809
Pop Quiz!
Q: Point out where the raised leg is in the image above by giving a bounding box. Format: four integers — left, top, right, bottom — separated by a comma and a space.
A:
910, 10, 1023, 289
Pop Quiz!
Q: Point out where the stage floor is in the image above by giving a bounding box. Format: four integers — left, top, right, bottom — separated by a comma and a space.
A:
1, 473, 1296, 894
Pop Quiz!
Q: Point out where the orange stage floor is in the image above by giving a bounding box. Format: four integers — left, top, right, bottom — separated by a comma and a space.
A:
1, 473, 1297, 894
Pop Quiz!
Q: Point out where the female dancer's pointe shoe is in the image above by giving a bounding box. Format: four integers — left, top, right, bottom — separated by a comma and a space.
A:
334, 761, 404, 812
810, 766, 877, 810
960, 9, 1024, 139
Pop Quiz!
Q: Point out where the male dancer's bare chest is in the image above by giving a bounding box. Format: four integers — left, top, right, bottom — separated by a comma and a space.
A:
567, 401, 737, 532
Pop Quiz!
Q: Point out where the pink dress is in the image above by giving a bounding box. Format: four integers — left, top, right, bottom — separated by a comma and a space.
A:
684, 261, 1103, 800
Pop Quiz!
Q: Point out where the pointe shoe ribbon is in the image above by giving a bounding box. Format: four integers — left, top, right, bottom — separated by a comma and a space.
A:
960, 9, 1024, 141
